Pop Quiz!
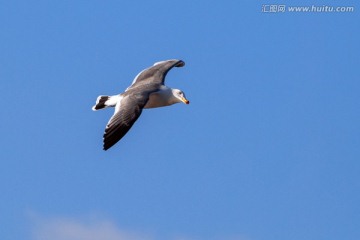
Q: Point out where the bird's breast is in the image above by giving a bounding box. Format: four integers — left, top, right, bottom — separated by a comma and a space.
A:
144, 90, 173, 109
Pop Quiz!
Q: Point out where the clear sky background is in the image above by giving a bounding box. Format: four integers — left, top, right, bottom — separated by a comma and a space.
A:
1, 0, 359, 240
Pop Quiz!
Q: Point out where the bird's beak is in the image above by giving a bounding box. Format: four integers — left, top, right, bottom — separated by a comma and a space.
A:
181, 97, 190, 105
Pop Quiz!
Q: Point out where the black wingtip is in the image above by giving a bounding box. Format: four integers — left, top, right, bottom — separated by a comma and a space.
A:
103, 143, 112, 151
176, 60, 185, 67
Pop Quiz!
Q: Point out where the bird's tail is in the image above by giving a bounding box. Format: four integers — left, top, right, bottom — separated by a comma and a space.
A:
92, 95, 118, 111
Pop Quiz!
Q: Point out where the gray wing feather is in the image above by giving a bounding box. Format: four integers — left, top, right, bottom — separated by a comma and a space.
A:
127, 59, 185, 91
103, 93, 149, 150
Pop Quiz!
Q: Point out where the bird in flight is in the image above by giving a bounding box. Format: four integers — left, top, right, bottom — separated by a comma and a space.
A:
92, 59, 189, 150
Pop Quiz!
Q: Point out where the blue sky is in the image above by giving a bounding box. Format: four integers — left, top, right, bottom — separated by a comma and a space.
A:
1, 0, 359, 239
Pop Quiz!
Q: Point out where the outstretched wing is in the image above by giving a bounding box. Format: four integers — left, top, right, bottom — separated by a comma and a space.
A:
126, 59, 185, 91
103, 93, 149, 150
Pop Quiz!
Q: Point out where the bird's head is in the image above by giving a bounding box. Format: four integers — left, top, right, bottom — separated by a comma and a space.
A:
172, 89, 190, 105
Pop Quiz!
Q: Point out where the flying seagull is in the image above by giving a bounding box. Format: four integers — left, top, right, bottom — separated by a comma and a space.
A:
92, 59, 189, 150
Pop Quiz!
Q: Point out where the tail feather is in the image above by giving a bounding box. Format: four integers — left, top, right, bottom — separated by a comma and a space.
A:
92, 95, 118, 111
